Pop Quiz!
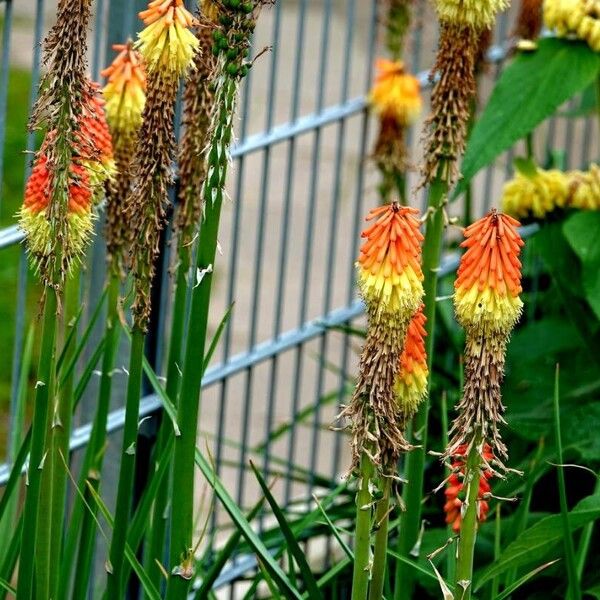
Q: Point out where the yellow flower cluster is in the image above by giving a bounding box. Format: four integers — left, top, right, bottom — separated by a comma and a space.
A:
369, 59, 422, 127
136, 0, 199, 76
544, 0, 600, 51
502, 164, 600, 219
435, 0, 509, 29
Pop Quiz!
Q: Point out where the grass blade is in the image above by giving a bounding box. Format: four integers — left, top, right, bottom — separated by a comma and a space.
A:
0, 577, 16, 596
202, 303, 234, 372
195, 449, 303, 600
313, 494, 353, 560
195, 496, 265, 598
386, 550, 439, 583
554, 364, 581, 600
495, 559, 560, 600
249, 461, 323, 600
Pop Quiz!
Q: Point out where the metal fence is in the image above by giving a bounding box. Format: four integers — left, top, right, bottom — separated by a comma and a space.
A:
0, 0, 598, 595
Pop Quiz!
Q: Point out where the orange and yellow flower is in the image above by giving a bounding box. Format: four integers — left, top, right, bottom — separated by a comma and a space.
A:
78, 82, 117, 194
19, 152, 94, 267
101, 42, 147, 133
454, 210, 524, 335
369, 59, 422, 127
395, 304, 428, 416
444, 444, 494, 533
357, 202, 424, 321
136, 0, 199, 76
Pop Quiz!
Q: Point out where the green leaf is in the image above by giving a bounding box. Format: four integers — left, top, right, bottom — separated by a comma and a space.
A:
250, 461, 324, 600
458, 38, 600, 192
195, 449, 303, 600
563, 212, 600, 321
203, 303, 234, 372
494, 559, 560, 600
514, 156, 539, 178
0, 576, 16, 595
475, 492, 600, 588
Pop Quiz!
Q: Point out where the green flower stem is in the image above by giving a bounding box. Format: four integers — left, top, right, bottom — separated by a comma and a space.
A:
454, 432, 483, 600
165, 168, 226, 600
47, 268, 80, 597
69, 270, 121, 599
146, 246, 190, 594
369, 477, 392, 600
395, 171, 447, 595
106, 325, 146, 599
17, 285, 59, 600
352, 452, 375, 600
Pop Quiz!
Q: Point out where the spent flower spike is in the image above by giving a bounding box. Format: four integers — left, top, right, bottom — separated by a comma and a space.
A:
369, 59, 422, 127
101, 42, 147, 133
136, 0, 200, 76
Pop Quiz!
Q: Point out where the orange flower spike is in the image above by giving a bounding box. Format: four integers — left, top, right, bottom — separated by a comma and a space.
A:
102, 42, 147, 134
369, 59, 422, 127
357, 202, 424, 321
395, 305, 429, 416
454, 209, 524, 335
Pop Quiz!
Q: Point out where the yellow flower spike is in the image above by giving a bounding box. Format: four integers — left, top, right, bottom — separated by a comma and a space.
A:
501, 167, 569, 219
357, 202, 424, 322
544, 0, 600, 51
454, 210, 524, 336
435, 0, 509, 29
102, 42, 147, 133
568, 163, 600, 210
395, 305, 428, 417
136, 0, 199, 76
369, 59, 422, 127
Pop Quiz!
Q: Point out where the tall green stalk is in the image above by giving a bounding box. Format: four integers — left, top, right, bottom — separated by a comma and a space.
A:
146, 255, 188, 593
69, 271, 121, 598
47, 268, 80, 597
369, 477, 392, 600
17, 286, 59, 600
454, 433, 483, 600
395, 172, 447, 593
352, 453, 375, 600
166, 6, 262, 595
106, 326, 146, 598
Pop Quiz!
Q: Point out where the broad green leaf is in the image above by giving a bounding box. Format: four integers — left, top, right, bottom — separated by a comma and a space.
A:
458, 38, 600, 192
476, 493, 600, 588
563, 212, 600, 321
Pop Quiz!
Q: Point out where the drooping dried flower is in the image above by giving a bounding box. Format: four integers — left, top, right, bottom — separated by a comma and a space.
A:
435, 0, 509, 29
341, 203, 424, 473
444, 443, 494, 532
395, 304, 428, 417
137, 0, 200, 76
448, 210, 524, 466
501, 166, 569, 219
369, 59, 422, 127
125, 0, 199, 329
177, 8, 219, 242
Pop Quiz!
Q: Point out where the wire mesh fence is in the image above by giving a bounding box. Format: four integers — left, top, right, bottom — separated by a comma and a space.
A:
0, 0, 598, 595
